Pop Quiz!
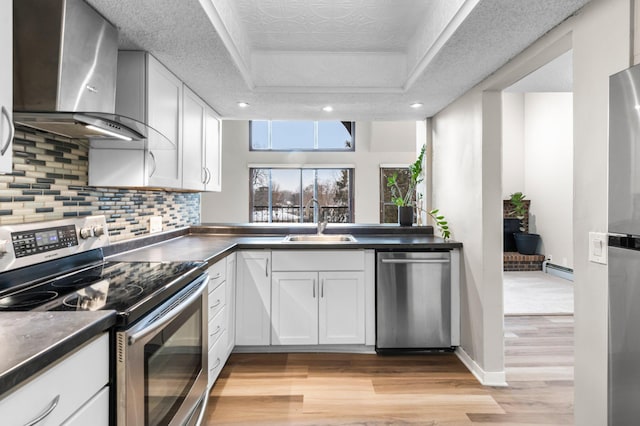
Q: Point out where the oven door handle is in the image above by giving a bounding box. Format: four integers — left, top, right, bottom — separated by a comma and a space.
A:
128, 275, 208, 346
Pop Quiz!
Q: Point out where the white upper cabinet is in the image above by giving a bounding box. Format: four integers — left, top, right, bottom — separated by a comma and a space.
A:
89, 51, 183, 189
0, 0, 13, 173
182, 85, 221, 191
204, 107, 221, 191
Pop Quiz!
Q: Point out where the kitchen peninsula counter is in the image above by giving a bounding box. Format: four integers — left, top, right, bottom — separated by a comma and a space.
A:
0, 311, 116, 397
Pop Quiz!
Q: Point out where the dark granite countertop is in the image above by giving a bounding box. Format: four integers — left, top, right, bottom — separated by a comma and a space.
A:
108, 225, 462, 265
0, 311, 116, 397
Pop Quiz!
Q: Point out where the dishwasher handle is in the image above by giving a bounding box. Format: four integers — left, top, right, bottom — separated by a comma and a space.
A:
380, 258, 450, 264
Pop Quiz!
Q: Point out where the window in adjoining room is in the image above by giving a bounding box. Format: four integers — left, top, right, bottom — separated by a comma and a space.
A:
380, 167, 415, 224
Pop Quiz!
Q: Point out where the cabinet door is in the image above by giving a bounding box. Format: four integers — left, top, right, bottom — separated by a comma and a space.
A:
182, 86, 205, 190
147, 55, 182, 188
236, 251, 271, 345
272, 272, 318, 345
204, 107, 221, 191
226, 253, 237, 355
0, 0, 13, 173
319, 271, 365, 344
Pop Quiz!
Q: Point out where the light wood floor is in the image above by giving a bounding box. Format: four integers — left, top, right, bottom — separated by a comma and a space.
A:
205, 316, 574, 425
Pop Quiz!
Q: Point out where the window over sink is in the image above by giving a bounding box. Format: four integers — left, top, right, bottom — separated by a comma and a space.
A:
250, 168, 354, 223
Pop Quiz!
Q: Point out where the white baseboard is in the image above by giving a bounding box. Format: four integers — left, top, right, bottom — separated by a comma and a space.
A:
455, 347, 508, 387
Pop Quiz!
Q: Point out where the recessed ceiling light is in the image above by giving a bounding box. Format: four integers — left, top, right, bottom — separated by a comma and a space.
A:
237, 102, 250, 108
322, 106, 333, 112
410, 102, 423, 109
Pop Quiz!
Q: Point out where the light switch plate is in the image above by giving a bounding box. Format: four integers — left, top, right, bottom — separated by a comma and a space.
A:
589, 232, 608, 264
149, 216, 162, 234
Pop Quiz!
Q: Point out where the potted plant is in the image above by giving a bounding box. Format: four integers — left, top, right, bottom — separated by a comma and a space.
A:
387, 146, 425, 226
509, 192, 540, 255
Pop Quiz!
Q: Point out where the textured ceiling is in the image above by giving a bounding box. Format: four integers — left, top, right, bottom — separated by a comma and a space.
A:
505, 50, 573, 92
86, 0, 590, 120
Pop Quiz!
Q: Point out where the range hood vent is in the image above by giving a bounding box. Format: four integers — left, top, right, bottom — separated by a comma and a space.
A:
13, 0, 172, 148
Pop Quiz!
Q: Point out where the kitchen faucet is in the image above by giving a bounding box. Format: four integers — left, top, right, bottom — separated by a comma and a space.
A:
305, 198, 327, 235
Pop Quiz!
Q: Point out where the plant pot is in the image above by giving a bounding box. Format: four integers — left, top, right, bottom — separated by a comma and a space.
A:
503, 218, 520, 252
398, 206, 414, 226
514, 233, 540, 255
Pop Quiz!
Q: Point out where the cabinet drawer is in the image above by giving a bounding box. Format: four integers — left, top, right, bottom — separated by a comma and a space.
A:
271, 250, 365, 271
208, 259, 227, 292
208, 281, 226, 320
0, 333, 109, 426
208, 330, 228, 388
208, 307, 227, 350
61, 387, 109, 426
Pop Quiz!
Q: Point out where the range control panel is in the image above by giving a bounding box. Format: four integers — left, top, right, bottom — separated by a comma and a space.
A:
0, 216, 109, 273
12, 225, 79, 258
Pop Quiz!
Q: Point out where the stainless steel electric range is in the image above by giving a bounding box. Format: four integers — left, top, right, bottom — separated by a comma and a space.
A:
0, 216, 209, 426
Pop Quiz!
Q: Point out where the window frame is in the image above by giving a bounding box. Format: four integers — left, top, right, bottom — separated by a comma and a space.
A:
249, 166, 355, 224
249, 121, 356, 152
380, 165, 414, 224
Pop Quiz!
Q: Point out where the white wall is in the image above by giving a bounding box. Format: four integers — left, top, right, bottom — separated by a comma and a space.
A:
502, 92, 574, 268
502, 92, 525, 196
201, 121, 417, 224
431, 1, 630, 422
524, 93, 573, 268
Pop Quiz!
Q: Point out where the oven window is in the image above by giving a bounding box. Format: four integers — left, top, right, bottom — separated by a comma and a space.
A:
144, 298, 202, 426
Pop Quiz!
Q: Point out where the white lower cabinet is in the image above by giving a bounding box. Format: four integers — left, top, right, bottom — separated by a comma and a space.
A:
272, 272, 318, 345
225, 253, 237, 355
318, 271, 365, 344
272, 271, 365, 345
235, 251, 271, 346
0, 333, 109, 426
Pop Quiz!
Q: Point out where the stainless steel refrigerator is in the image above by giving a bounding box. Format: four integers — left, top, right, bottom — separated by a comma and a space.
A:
608, 63, 640, 425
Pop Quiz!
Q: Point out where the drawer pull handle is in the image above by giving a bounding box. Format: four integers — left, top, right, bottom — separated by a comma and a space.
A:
210, 299, 221, 309
209, 357, 221, 372
25, 394, 60, 426
210, 325, 222, 338
212, 273, 221, 279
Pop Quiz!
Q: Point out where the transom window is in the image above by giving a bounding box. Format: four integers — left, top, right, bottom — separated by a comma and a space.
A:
250, 121, 355, 151
250, 168, 353, 223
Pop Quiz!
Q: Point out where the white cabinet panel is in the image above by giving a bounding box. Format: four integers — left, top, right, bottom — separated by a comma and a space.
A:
225, 253, 237, 355
236, 251, 271, 345
90, 51, 182, 188
208, 330, 227, 388
0, 0, 13, 173
319, 271, 365, 344
271, 250, 365, 271
62, 387, 109, 426
0, 334, 109, 426
182, 86, 206, 190
204, 108, 221, 191
146, 54, 182, 188
272, 272, 318, 345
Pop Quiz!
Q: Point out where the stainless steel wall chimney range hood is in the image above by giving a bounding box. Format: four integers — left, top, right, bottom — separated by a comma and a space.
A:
13, 0, 171, 147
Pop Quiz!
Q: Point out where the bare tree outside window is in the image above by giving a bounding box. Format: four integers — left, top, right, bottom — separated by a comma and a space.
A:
380, 167, 412, 223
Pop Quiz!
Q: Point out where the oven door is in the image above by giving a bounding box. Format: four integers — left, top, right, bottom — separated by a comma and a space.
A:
117, 273, 208, 426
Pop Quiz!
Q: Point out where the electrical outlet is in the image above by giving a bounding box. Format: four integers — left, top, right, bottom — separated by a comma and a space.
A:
149, 216, 162, 234
547, 254, 553, 263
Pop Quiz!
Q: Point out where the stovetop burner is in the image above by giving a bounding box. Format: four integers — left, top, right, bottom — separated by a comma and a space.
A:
0, 260, 205, 326
0, 291, 59, 309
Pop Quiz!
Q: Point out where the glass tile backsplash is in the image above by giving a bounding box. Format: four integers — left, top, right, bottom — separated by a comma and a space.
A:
0, 128, 200, 241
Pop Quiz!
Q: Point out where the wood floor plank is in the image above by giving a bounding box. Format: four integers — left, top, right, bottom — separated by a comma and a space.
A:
205, 315, 574, 425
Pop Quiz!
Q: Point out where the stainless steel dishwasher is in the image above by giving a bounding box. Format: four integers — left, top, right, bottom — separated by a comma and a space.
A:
376, 250, 452, 351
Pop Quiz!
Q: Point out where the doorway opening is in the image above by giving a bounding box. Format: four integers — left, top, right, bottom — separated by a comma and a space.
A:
501, 49, 574, 316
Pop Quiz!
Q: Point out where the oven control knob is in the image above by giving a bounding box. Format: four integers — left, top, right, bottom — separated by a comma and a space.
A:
79, 227, 93, 239
93, 225, 105, 238
0, 240, 7, 254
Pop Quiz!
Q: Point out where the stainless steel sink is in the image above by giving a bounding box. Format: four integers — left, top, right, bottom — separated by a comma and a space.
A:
282, 234, 357, 243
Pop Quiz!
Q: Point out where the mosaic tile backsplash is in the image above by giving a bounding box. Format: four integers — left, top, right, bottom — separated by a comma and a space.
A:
1, 128, 200, 241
